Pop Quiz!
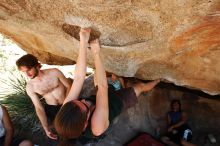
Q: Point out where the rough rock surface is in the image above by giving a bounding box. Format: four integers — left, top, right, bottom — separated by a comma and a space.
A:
0, 1, 220, 94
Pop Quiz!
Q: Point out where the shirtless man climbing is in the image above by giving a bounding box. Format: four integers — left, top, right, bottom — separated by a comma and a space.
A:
16, 54, 71, 139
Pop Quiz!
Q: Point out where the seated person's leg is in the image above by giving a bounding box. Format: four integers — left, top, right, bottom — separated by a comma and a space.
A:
161, 133, 180, 146
161, 135, 170, 143
180, 127, 196, 146
165, 141, 180, 146
181, 140, 197, 146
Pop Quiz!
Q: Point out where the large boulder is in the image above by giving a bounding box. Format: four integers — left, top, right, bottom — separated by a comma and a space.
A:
0, 0, 220, 95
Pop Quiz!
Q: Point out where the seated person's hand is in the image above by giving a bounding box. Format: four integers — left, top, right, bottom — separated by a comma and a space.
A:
168, 126, 174, 132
